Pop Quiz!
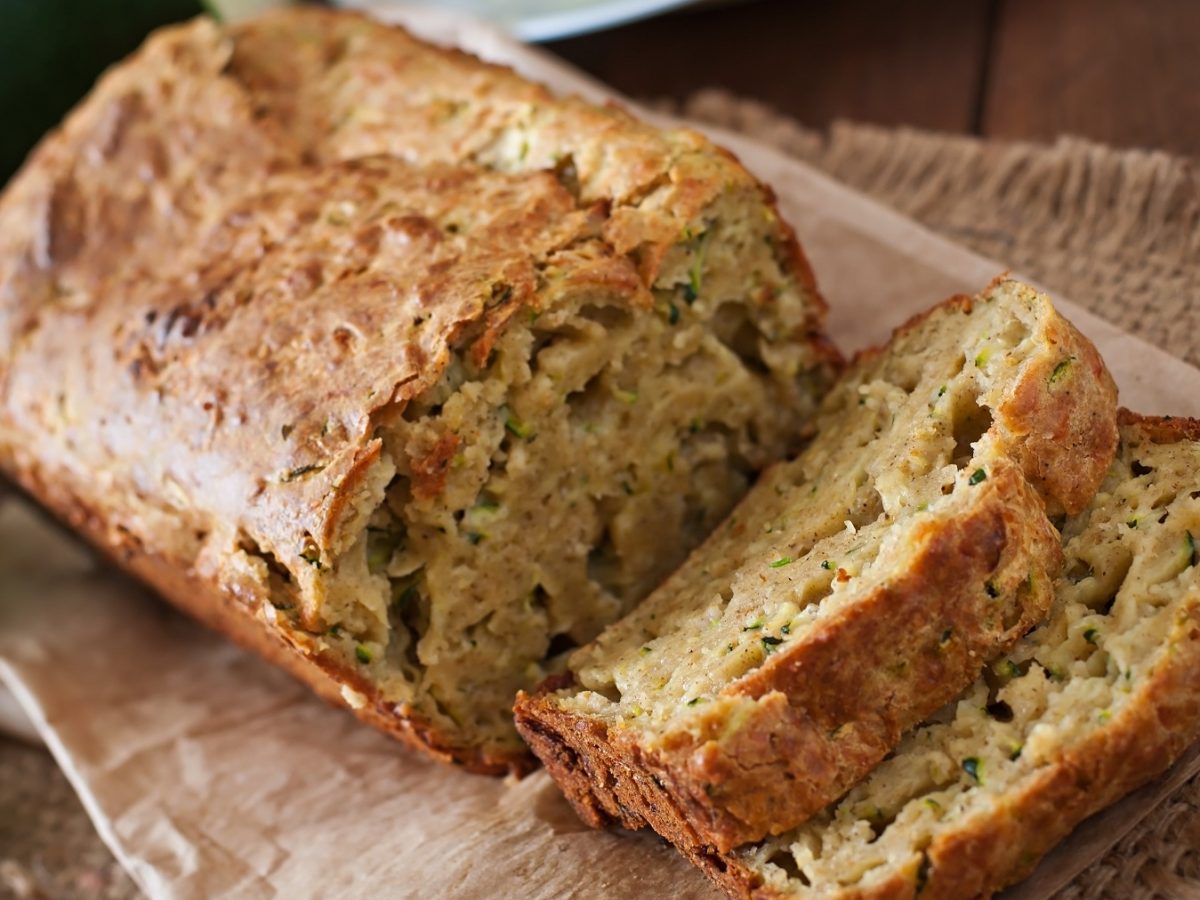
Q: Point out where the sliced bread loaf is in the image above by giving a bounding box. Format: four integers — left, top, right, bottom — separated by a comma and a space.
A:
516, 279, 1119, 847
0, 12, 834, 772
710, 412, 1200, 898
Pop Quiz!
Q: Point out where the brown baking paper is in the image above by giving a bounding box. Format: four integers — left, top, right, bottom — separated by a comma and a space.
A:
2, 6, 1200, 898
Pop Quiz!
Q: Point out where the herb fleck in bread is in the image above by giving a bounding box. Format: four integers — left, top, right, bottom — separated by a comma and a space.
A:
707, 412, 1200, 899
516, 279, 1119, 846
0, 11, 835, 772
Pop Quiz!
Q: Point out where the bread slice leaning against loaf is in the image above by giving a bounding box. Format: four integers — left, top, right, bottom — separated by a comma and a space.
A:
516, 278, 1119, 849
0, 11, 837, 773
706, 411, 1200, 899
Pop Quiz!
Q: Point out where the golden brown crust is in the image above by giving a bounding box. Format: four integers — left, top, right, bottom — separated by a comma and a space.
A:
670, 466, 1061, 852
909, 418, 1200, 900
993, 308, 1118, 517
516, 462, 1063, 851
1117, 408, 1200, 443
2, 148, 605, 592
849, 285, 1118, 518
769, 565, 1200, 900
0, 153, 603, 775
226, 8, 826, 304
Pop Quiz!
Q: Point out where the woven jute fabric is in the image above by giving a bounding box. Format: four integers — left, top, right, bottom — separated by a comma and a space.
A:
3, 95, 1199, 900
672, 88, 1200, 900
677, 89, 1200, 370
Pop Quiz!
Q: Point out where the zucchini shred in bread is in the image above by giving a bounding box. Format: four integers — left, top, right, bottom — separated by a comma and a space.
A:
0, 10, 836, 771
716, 413, 1200, 899
516, 279, 1119, 848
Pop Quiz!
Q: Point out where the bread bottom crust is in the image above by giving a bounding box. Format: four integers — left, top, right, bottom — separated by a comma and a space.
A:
514, 684, 762, 894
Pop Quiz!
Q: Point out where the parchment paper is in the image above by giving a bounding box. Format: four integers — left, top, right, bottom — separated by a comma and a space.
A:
3, 6, 1199, 898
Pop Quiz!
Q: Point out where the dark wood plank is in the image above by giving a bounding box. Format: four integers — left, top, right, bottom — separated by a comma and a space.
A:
0, 0, 204, 185
546, 0, 993, 133
984, 0, 1200, 156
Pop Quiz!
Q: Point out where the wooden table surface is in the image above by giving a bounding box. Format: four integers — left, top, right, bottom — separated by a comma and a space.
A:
547, 0, 1200, 158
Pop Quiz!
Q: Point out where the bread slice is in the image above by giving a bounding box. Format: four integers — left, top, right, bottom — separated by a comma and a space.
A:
516, 279, 1119, 848
0, 12, 835, 773
700, 412, 1200, 899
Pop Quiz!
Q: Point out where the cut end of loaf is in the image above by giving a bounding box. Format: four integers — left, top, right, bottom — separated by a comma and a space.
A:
281, 264, 826, 762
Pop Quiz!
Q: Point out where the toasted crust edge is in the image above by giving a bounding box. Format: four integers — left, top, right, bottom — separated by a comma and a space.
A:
994, 289, 1119, 518
515, 464, 1064, 853
850, 279, 1118, 518
237, 6, 835, 345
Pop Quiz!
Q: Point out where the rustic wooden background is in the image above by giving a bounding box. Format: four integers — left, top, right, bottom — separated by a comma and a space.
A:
548, 0, 1200, 158
4, 0, 1198, 185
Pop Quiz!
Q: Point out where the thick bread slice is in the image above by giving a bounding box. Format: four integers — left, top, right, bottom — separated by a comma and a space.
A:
708, 412, 1200, 899
516, 279, 1119, 847
0, 12, 836, 773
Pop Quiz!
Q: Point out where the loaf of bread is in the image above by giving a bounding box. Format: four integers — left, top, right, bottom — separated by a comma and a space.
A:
515, 279, 1120, 848
0, 10, 836, 772
704, 412, 1200, 898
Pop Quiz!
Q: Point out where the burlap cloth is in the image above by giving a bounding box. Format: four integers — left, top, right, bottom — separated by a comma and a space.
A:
2, 92, 1198, 900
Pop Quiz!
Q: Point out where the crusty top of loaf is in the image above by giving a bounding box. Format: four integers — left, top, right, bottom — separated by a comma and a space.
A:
3, 150, 628, 606
224, 8, 815, 286
0, 11, 826, 620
